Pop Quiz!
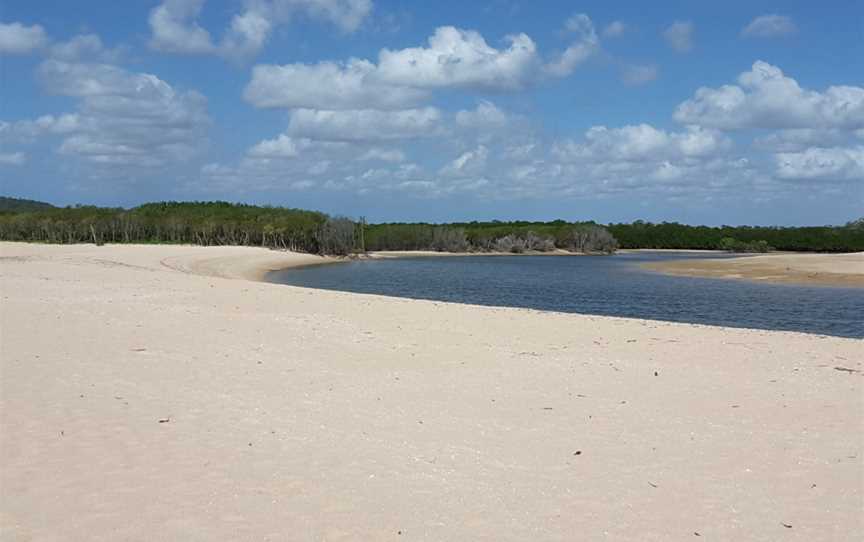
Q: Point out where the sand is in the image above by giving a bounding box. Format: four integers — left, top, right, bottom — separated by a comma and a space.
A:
644, 251, 864, 287
1, 242, 861, 541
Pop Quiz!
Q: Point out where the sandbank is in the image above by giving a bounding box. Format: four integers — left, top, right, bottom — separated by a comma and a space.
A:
644, 251, 864, 287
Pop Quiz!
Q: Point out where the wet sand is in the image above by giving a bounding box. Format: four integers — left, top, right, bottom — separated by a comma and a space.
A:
1, 242, 861, 541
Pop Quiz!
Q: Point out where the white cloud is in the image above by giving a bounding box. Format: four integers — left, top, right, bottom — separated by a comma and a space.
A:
50, 34, 125, 63
742, 15, 797, 38
246, 134, 347, 159
0, 21, 48, 54
33, 59, 210, 168
287, 107, 442, 142
674, 61, 864, 130
247, 135, 312, 158
244, 59, 426, 110
621, 64, 658, 86
206, 56, 861, 199
440, 145, 488, 177
244, 21, 609, 113
148, 0, 216, 54
603, 21, 626, 38
754, 129, 848, 152
775, 146, 864, 181
148, 0, 373, 59
554, 124, 730, 162
1, 114, 83, 144
377, 26, 539, 90
0, 152, 26, 165
204, 111, 759, 199
220, 10, 273, 60
663, 21, 693, 53
544, 14, 599, 77
455, 101, 511, 129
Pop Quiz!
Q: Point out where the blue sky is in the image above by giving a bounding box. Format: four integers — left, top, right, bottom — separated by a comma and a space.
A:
1, 0, 862, 225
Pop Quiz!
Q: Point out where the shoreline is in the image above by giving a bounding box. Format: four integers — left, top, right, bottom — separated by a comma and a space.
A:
4, 242, 862, 289
1, 242, 861, 540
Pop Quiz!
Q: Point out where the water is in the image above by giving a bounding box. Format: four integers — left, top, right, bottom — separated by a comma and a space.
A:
266, 252, 864, 339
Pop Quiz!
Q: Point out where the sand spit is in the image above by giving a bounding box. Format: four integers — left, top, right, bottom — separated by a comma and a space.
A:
644, 251, 864, 288
1, 242, 861, 541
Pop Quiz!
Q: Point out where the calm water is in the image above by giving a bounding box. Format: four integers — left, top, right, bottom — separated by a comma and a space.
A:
267, 252, 864, 339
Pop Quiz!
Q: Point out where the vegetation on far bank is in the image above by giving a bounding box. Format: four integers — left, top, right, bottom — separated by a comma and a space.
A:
0, 197, 861, 255
608, 220, 864, 253
365, 221, 618, 253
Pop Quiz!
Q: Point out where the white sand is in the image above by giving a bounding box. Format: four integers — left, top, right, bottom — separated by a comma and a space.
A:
645, 251, 864, 287
1, 242, 861, 541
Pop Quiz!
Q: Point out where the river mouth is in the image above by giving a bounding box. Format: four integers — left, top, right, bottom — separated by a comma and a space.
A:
266, 252, 864, 339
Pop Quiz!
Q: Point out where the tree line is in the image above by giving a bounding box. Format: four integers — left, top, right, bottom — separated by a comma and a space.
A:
607, 220, 864, 252
0, 201, 362, 255
364, 221, 619, 253
1, 197, 861, 254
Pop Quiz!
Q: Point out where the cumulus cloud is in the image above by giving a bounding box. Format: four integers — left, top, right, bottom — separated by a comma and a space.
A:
544, 14, 599, 77
663, 21, 693, 53
247, 135, 313, 158
219, 10, 273, 60
148, 0, 373, 59
674, 61, 864, 130
198, 142, 419, 195
205, 106, 759, 199
741, 15, 797, 38
50, 34, 124, 62
245, 18, 611, 114
455, 101, 511, 129
31, 59, 210, 168
2, 114, 83, 142
0, 21, 48, 54
244, 60, 426, 110
0, 152, 26, 165
754, 129, 849, 152
440, 145, 488, 177
217, 56, 862, 199
244, 25, 549, 111
148, 0, 216, 54
287, 107, 442, 142
775, 146, 864, 181
554, 124, 730, 163
377, 26, 539, 90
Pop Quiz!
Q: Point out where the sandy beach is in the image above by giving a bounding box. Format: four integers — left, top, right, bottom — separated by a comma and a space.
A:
1, 242, 861, 541
644, 251, 864, 287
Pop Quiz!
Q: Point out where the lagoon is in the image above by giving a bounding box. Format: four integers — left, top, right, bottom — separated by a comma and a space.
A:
268, 251, 864, 338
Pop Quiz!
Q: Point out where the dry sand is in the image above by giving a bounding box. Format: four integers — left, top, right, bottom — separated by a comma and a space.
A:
1, 242, 861, 541
644, 251, 864, 288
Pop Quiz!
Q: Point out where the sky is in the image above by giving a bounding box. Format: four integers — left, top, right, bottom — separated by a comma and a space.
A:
1, 0, 862, 225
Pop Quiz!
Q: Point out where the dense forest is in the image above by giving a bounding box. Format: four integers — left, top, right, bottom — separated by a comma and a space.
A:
0, 197, 862, 254
0, 201, 360, 255
608, 220, 864, 252
365, 221, 619, 253
0, 196, 55, 212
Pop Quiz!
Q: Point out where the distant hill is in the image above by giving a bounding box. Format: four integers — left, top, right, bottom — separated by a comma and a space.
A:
0, 196, 55, 212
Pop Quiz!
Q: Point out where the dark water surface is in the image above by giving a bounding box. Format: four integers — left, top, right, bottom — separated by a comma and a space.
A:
267, 252, 864, 339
